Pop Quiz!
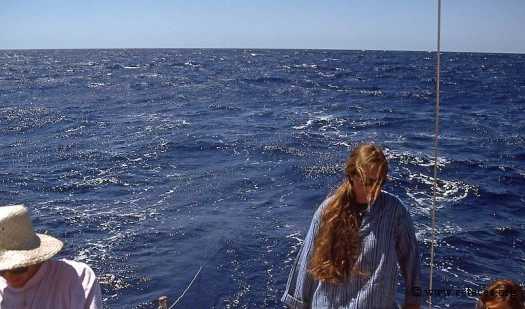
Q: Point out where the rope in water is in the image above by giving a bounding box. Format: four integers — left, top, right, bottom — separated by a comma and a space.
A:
158, 242, 219, 308
168, 266, 203, 309
157, 265, 204, 309
428, 0, 441, 307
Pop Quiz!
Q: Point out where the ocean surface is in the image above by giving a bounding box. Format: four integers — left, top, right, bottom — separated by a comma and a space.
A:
1, 49, 523, 308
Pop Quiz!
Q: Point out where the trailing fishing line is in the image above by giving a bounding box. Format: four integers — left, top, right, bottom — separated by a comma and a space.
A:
158, 242, 219, 309
168, 265, 203, 309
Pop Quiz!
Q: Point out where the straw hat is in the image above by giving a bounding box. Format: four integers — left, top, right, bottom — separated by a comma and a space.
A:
0, 205, 63, 271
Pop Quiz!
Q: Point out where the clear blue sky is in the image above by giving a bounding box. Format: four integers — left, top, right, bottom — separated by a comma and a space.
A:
1, 0, 524, 53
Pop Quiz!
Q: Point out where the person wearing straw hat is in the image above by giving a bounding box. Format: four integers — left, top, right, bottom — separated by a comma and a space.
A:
0, 204, 102, 308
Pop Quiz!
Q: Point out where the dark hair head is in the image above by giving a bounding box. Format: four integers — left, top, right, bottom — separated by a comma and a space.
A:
478, 279, 525, 309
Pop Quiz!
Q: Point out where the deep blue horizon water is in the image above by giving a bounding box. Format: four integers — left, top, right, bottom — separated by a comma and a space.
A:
1, 49, 524, 308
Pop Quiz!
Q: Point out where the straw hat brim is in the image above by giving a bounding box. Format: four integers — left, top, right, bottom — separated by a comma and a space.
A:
0, 233, 63, 271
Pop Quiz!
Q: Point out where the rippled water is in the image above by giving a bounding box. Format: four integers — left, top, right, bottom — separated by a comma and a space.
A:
1, 49, 523, 308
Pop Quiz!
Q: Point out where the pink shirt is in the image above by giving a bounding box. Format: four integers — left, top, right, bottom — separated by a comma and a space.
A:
0, 259, 102, 309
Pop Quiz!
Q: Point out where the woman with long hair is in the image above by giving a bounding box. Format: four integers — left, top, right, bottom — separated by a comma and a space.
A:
282, 143, 421, 308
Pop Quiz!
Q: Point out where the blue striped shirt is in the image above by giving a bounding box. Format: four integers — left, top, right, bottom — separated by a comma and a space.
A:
282, 191, 422, 308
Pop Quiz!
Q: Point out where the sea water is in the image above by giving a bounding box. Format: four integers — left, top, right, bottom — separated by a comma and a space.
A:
1, 49, 523, 308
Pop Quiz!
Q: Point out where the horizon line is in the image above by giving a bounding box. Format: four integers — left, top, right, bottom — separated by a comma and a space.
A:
1, 47, 523, 55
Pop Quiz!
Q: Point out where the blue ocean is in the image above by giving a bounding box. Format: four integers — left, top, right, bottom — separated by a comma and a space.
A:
1, 49, 523, 308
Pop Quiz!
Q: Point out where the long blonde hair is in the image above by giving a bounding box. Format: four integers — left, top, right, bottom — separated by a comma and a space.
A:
308, 143, 388, 284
